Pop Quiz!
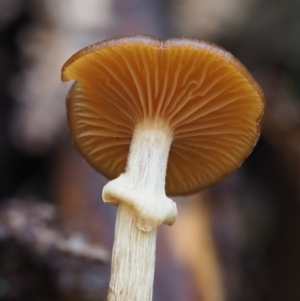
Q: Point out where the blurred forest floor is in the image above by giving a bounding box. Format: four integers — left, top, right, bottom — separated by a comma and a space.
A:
1, 0, 300, 301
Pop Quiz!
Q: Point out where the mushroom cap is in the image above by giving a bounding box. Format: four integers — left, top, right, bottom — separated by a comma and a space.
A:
62, 35, 264, 196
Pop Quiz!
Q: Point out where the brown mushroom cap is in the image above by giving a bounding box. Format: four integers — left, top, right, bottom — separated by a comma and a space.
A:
62, 35, 264, 196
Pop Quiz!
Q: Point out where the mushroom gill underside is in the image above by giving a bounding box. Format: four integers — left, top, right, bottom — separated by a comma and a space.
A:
65, 40, 263, 196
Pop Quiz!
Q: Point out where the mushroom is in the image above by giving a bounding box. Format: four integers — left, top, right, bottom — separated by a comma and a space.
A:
61, 35, 264, 301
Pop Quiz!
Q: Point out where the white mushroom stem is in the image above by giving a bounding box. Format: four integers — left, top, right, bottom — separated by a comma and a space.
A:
103, 120, 177, 301
107, 204, 157, 301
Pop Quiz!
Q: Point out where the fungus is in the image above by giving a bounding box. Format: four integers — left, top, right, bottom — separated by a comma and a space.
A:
61, 35, 264, 301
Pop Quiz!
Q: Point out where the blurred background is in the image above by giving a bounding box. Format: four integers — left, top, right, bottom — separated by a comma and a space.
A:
0, 0, 300, 300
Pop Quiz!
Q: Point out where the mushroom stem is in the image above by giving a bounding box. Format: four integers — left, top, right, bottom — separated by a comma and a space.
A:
103, 119, 178, 300
103, 120, 177, 231
108, 203, 157, 301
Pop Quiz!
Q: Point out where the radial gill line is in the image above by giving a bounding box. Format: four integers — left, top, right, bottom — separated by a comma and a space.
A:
188, 52, 213, 90
95, 146, 127, 164
166, 81, 202, 125
211, 135, 250, 145
165, 163, 176, 190
166, 60, 231, 125
74, 95, 133, 128
170, 146, 197, 162
78, 123, 131, 137
205, 62, 231, 80
109, 158, 126, 173
105, 80, 140, 122
171, 147, 220, 174
174, 131, 240, 141
88, 139, 130, 156
184, 125, 249, 136
121, 50, 148, 117
154, 49, 160, 101
172, 87, 247, 128
155, 50, 171, 118
75, 110, 102, 119
198, 71, 243, 98
80, 138, 98, 150
108, 152, 127, 171
201, 168, 219, 185
176, 140, 237, 162
77, 115, 132, 135
173, 107, 245, 131
185, 110, 241, 123
160, 50, 185, 116
167, 161, 191, 190
104, 48, 143, 118
77, 128, 126, 138
86, 81, 135, 122
74, 106, 100, 119
100, 50, 144, 118
180, 52, 199, 86
174, 120, 227, 134
177, 136, 246, 148
174, 125, 249, 138
170, 161, 190, 185
91, 56, 141, 121
189, 78, 243, 103
173, 142, 205, 157
75, 111, 105, 123
73, 102, 104, 118
140, 48, 153, 118
89, 144, 127, 159
220, 100, 257, 113
79, 93, 133, 129
175, 130, 248, 146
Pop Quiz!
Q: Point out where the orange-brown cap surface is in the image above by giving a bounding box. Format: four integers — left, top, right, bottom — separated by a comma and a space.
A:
62, 35, 264, 196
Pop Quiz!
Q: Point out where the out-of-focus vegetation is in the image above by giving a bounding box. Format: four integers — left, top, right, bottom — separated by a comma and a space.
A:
0, 0, 300, 300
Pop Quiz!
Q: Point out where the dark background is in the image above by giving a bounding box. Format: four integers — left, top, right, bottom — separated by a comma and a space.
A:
1, 0, 300, 300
